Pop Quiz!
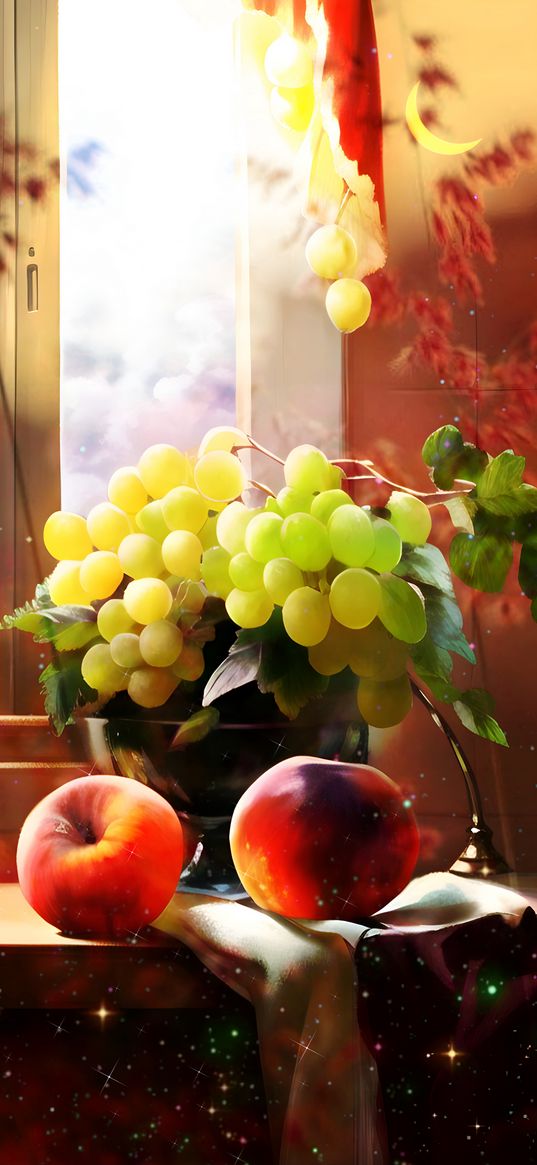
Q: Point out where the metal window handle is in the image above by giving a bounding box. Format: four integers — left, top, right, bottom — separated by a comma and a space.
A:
27, 263, 38, 311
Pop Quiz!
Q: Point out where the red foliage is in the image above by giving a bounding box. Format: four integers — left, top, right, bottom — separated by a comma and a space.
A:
24, 176, 47, 201
408, 292, 453, 332
418, 64, 457, 92
365, 269, 406, 325
413, 34, 437, 53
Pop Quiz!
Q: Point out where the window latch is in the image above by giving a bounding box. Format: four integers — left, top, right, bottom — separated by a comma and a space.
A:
27, 262, 38, 312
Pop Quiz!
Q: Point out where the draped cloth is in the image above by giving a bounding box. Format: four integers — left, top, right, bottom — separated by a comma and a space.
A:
152, 873, 534, 1165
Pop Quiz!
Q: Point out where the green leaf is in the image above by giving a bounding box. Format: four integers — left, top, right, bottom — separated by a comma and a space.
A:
378, 574, 427, 644
453, 689, 508, 747
257, 639, 329, 719
39, 654, 97, 735
422, 426, 464, 487
519, 532, 537, 598
394, 543, 455, 597
52, 622, 101, 652
423, 592, 476, 663
411, 634, 453, 684
476, 451, 537, 516
1, 603, 49, 634
169, 706, 220, 750
444, 496, 476, 534
450, 532, 513, 593
202, 642, 261, 706
34, 578, 53, 607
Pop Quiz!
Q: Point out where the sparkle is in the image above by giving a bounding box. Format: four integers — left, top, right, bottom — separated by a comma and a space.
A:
48, 1017, 68, 1037
188, 1062, 209, 1084
92, 1005, 115, 1023
92, 1059, 127, 1094
290, 1032, 325, 1062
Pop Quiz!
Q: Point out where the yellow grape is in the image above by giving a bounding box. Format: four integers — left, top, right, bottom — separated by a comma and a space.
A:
276, 487, 313, 517
328, 505, 375, 566
387, 492, 432, 546
118, 533, 164, 580
48, 561, 91, 606
176, 580, 205, 614
263, 557, 304, 605
325, 279, 372, 333
194, 451, 247, 503
97, 599, 138, 641
310, 489, 352, 525
216, 501, 258, 555
123, 578, 173, 625
108, 467, 148, 514
161, 486, 209, 534
264, 33, 313, 88
245, 513, 284, 564
172, 642, 205, 682
348, 619, 409, 681
270, 83, 313, 132
79, 551, 123, 600
282, 586, 331, 647
364, 518, 402, 573
81, 643, 129, 694
135, 501, 170, 542
357, 674, 413, 729
162, 531, 203, 580
110, 633, 143, 670
281, 513, 331, 572
308, 619, 353, 676
139, 620, 183, 667
43, 512, 93, 562
229, 553, 265, 591
128, 666, 178, 708
199, 513, 219, 550
197, 426, 250, 458
305, 225, 357, 281
284, 444, 332, 493
201, 547, 232, 599
87, 503, 131, 552
225, 588, 274, 629
137, 444, 190, 498
329, 568, 381, 629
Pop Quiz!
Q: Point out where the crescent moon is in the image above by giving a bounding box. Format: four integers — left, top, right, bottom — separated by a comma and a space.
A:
405, 82, 482, 155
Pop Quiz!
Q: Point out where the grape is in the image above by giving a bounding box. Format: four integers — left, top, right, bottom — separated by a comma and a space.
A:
162, 531, 203, 580
79, 551, 124, 600
197, 426, 249, 458
264, 34, 313, 88
270, 83, 313, 132
86, 503, 130, 552
199, 513, 220, 550
123, 578, 173, 625
161, 486, 209, 534
328, 505, 375, 566
139, 620, 183, 667
264, 497, 283, 515
348, 619, 408, 681
135, 501, 169, 542
310, 489, 353, 525
48, 561, 91, 606
284, 444, 332, 493
325, 279, 372, 333
176, 580, 205, 614
263, 557, 304, 605
378, 575, 426, 644
108, 467, 148, 513
276, 487, 313, 517
308, 619, 352, 676
216, 502, 257, 556
326, 462, 344, 489
128, 667, 178, 709
229, 553, 265, 591
137, 444, 190, 498
282, 586, 331, 647
245, 513, 283, 564
329, 568, 381, 629
387, 492, 432, 546
357, 674, 413, 729
194, 451, 247, 503
305, 225, 358, 280
118, 533, 164, 580
226, 588, 274, 629
43, 512, 93, 561
81, 643, 129, 695
110, 633, 144, 670
97, 599, 138, 641
172, 642, 205, 681
364, 518, 402, 573
281, 513, 331, 572
201, 547, 232, 599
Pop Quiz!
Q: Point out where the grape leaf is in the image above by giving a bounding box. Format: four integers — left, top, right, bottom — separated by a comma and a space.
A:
39, 654, 97, 735
422, 425, 464, 487
453, 689, 508, 747
411, 634, 453, 691
1, 603, 98, 647
257, 639, 329, 719
423, 592, 476, 663
444, 496, 476, 534
394, 543, 455, 597
203, 642, 261, 706
169, 706, 220, 750
476, 451, 537, 516
378, 574, 427, 644
519, 532, 537, 598
450, 532, 513, 593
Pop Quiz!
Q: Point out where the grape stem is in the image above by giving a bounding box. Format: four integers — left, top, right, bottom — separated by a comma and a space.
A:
248, 479, 276, 498
232, 438, 285, 466
332, 459, 476, 507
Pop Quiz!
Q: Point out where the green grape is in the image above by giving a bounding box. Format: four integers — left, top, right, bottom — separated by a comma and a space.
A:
281, 513, 331, 572
81, 643, 128, 694
328, 505, 375, 567
216, 501, 257, 555
387, 492, 432, 546
137, 444, 190, 498
229, 552, 265, 591
201, 546, 232, 599
87, 503, 130, 552
284, 444, 332, 493
194, 451, 247, 503
139, 620, 183, 667
357, 674, 413, 729
172, 642, 205, 681
245, 513, 284, 564
110, 633, 143, 670
364, 517, 402, 573
264, 33, 313, 87
176, 580, 205, 614
378, 575, 427, 644
161, 486, 209, 534
305, 224, 357, 280
135, 501, 170, 542
276, 487, 313, 516
128, 666, 178, 708
282, 586, 331, 647
325, 279, 372, 334
43, 511, 93, 562
326, 462, 344, 489
264, 497, 283, 515
123, 578, 173, 625
199, 513, 220, 550
270, 82, 314, 132
108, 467, 148, 513
226, 588, 274, 629
48, 561, 91, 606
197, 426, 249, 458
329, 568, 380, 629
310, 489, 353, 525
308, 619, 353, 675
263, 557, 304, 605
162, 531, 203, 580
348, 619, 409, 681
79, 551, 123, 600
97, 599, 138, 641
118, 533, 164, 580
